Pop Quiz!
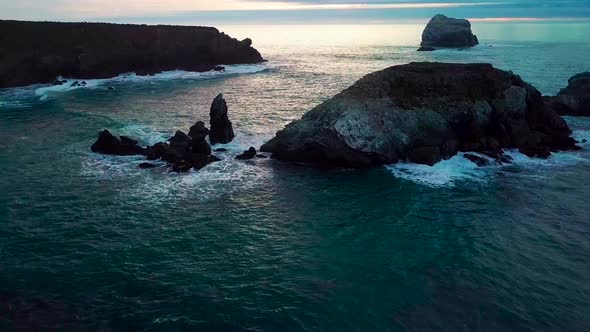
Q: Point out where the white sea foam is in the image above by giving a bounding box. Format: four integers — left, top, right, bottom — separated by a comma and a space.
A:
387, 146, 590, 188
82, 127, 274, 203
33, 64, 268, 99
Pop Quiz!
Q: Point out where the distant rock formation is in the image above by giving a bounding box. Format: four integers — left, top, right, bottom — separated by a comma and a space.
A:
209, 94, 235, 144
261, 62, 577, 167
0, 20, 265, 88
419, 14, 479, 49
544, 72, 590, 116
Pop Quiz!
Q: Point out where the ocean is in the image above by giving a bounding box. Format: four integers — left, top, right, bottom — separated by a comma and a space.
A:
1, 22, 590, 331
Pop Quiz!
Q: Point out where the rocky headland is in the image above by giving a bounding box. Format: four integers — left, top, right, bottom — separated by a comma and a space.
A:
0, 20, 264, 88
544, 72, 590, 116
418, 14, 479, 51
261, 62, 578, 167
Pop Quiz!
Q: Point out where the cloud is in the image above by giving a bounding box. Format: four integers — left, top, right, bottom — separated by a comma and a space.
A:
0, 0, 588, 21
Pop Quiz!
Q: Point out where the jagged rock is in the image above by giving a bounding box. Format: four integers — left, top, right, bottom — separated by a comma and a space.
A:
95, 122, 217, 172
209, 94, 235, 144
169, 131, 191, 145
214, 148, 228, 152
213, 66, 225, 72
261, 62, 577, 167
236, 147, 257, 160
91, 130, 146, 156
0, 20, 264, 88
544, 72, 590, 116
420, 14, 479, 48
188, 121, 210, 140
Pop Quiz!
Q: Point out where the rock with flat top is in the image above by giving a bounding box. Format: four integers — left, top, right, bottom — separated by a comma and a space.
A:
420, 14, 479, 48
261, 62, 577, 167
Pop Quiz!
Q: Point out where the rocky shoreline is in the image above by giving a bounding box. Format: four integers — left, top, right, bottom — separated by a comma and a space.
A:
0, 20, 265, 88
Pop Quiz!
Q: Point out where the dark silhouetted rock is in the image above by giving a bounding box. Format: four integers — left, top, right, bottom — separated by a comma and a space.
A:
261, 62, 577, 167
256, 154, 268, 159
544, 72, 590, 116
139, 162, 158, 169
236, 147, 257, 160
169, 131, 191, 145
0, 20, 265, 88
214, 148, 228, 152
417, 46, 436, 52
91, 130, 146, 156
241, 38, 253, 47
213, 66, 225, 71
421, 14, 479, 48
464, 153, 491, 167
188, 121, 210, 140
209, 94, 235, 144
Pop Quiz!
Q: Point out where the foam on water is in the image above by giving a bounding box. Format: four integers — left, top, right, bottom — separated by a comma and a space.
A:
387, 143, 590, 188
81, 123, 274, 203
32, 64, 268, 100
386, 152, 492, 188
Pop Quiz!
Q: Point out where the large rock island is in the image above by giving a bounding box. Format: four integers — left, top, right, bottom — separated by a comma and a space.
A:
0, 20, 265, 88
261, 62, 577, 167
419, 14, 479, 50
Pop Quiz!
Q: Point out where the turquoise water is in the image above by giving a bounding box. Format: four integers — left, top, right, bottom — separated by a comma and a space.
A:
1, 23, 590, 331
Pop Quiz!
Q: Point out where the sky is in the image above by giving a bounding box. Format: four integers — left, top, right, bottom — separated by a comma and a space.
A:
0, 0, 589, 24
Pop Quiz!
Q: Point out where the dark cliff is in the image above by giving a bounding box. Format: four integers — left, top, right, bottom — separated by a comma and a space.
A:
0, 20, 265, 88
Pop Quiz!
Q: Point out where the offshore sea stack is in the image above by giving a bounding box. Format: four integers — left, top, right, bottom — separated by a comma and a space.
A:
261, 62, 578, 167
0, 20, 265, 88
544, 72, 590, 116
418, 14, 479, 50
209, 94, 235, 144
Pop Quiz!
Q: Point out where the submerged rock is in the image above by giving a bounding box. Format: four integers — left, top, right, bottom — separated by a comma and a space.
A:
261, 62, 577, 167
420, 14, 479, 48
544, 72, 590, 116
139, 162, 158, 169
91, 130, 146, 156
236, 147, 257, 160
209, 94, 235, 144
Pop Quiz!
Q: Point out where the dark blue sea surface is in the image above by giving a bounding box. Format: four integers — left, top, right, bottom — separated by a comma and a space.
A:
1, 23, 590, 331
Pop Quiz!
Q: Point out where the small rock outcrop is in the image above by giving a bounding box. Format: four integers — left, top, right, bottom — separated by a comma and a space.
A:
0, 20, 265, 88
209, 94, 235, 144
91, 130, 146, 156
420, 14, 479, 49
91, 95, 243, 171
261, 62, 577, 167
236, 147, 257, 160
544, 72, 590, 116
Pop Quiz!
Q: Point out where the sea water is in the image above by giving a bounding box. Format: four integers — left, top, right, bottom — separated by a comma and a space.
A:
1, 22, 590, 331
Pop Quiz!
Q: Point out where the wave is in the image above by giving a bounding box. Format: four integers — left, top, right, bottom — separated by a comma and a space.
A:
387, 144, 590, 188
81, 123, 275, 202
34, 64, 268, 100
